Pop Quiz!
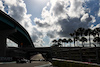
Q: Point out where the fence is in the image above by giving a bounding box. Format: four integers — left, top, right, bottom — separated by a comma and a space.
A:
51, 47, 100, 64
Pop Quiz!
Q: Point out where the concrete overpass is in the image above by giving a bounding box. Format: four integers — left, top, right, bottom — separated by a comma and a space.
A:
0, 10, 52, 62
23, 47, 52, 61
0, 10, 34, 57
5, 47, 52, 62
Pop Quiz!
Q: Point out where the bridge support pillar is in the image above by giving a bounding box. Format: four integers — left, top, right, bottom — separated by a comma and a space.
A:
0, 29, 17, 57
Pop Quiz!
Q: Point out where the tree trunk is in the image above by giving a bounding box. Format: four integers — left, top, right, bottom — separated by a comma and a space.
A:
64, 43, 66, 47
82, 42, 84, 47
74, 38, 75, 47
89, 35, 91, 47
98, 33, 99, 37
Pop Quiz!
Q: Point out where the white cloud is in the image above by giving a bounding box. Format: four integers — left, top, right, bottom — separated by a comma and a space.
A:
81, 13, 89, 22
90, 15, 96, 23
4, 0, 17, 5
34, 0, 95, 39
68, 0, 85, 18
97, 1, 100, 17
98, 8, 100, 17
1, 0, 97, 47
91, 24, 100, 29
0, 0, 4, 11
1, 0, 44, 47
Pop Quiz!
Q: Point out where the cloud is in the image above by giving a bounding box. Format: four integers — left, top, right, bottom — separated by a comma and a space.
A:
34, 0, 95, 39
0, 0, 4, 11
47, 31, 58, 38
81, 13, 90, 22
4, 0, 28, 24
1, 0, 98, 47
51, 0, 65, 16
98, 9, 100, 17
91, 24, 100, 29
98, 2, 100, 17
91, 1, 100, 29
34, 18, 50, 28
2, 0, 43, 47
68, 0, 85, 18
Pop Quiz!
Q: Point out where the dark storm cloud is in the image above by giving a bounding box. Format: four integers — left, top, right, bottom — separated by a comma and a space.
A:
57, 15, 92, 37
35, 21, 50, 28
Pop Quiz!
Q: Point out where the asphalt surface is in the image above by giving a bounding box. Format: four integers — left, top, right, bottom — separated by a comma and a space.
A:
0, 54, 53, 67
0, 61, 52, 67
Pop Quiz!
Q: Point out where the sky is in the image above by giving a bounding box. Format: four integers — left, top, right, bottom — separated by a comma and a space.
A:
0, 0, 100, 47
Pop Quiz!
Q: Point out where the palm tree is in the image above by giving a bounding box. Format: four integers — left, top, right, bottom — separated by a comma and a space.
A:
68, 38, 73, 47
74, 30, 80, 36
74, 31, 80, 47
91, 29, 96, 37
84, 28, 92, 47
94, 28, 100, 37
52, 39, 58, 44
66, 39, 69, 45
93, 37, 100, 46
62, 38, 68, 47
51, 39, 58, 47
76, 27, 85, 47
58, 39, 63, 47
70, 33, 75, 47
58, 42, 62, 47
79, 37, 87, 47
77, 27, 85, 36
52, 39, 57, 44
74, 36, 79, 47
